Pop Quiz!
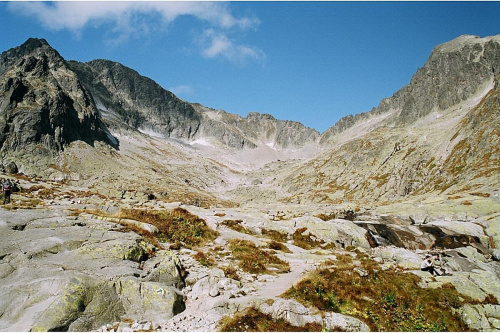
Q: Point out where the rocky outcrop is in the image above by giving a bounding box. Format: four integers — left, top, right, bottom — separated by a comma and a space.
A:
192, 104, 320, 149
320, 35, 500, 146
0, 38, 110, 160
0, 209, 185, 331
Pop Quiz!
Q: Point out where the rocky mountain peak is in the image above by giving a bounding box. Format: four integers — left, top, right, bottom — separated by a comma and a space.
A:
0, 38, 110, 173
319, 34, 500, 146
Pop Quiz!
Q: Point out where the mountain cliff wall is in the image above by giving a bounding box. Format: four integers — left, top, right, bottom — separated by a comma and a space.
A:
319, 35, 500, 146
0, 38, 109, 168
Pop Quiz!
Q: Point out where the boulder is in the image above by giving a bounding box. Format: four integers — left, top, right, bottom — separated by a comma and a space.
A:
141, 250, 185, 288
323, 312, 370, 332
492, 249, 500, 261
114, 277, 184, 320
291, 216, 371, 249
459, 304, 491, 331
4, 161, 18, 174
259, 298, 322, 328
430, 272, 487, 302
370, 246, 422, 269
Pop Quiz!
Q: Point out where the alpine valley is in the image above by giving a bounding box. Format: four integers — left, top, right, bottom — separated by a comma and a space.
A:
0, 35, 499, 332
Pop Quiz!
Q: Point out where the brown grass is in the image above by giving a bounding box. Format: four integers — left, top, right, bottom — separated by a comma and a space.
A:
193, 251, 215, 267
74, 207, 218, 250
292, 227, 325, 250
223, 266, 240, 281
462, 200, 473, 206
282, 257, 470, 332
218, 307, 322, 332
469, 192, 490, 198
268, 240, 292, 253
221, 220, 254, 234
228, 239, 290, 274
118, 207, 219, 247
261, 229, 288, 242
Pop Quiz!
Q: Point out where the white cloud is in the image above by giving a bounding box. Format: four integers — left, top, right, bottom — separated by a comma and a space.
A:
8, 1, 264, 64
8, 2, 259, 32
200, 29, 265, 63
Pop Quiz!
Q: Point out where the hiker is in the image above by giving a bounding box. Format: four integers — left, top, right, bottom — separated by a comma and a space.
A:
433, 253, 452, 276
421, 254, 441, 276
3, 179, 11, 204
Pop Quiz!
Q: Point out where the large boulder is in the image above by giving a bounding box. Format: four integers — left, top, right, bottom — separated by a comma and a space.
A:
0, 208, 185, 331
259, 298, 322, 328
4, 161, 18, 174
288, 216, 371, 249
323, 312, 370, 332
370, 246, 422, 269
114, 277, 184, 321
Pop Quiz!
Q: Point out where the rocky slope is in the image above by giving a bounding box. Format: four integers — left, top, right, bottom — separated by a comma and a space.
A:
69, 59, 319, 150
271, 35, 500, 206
0, 35, 500, 332
319, 34, 500, 146
0, 38, 111, 171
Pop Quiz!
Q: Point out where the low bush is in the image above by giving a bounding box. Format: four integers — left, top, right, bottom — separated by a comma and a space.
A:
282, 256, 470, 332
223, 266, 240, 281
118, 207, 219, 247
292, 227, 324, 250
219, 307, 322, 332
268, 240, 292, 253
228, 239, 290, 274
261, 228, 288, 243
221, 220, 254, 234
193, 251, 215, 267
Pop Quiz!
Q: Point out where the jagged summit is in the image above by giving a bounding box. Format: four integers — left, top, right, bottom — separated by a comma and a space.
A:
0, 37, 111, 171
433, 34, 500, 54
318, 33, 500, 146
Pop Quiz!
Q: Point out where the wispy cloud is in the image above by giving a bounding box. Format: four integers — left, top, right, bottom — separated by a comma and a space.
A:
8, 1, 264, 63
200, 29, 266, 63
8, 2, 259, 32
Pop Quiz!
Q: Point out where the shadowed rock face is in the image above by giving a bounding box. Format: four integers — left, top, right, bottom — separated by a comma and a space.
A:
68, 59, 202, 140
357, 220, 491, 254
0, 38, 110, 158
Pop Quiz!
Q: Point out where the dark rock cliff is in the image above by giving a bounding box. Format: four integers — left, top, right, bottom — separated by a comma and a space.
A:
0, 38, 110, 158
68, 59, 202, 140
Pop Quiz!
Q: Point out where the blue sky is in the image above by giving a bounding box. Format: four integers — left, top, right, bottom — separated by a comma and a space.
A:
1, 1, 499, 132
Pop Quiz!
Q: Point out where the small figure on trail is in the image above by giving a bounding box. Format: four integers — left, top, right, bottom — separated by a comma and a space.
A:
3, 179, 12, 204
432, 253, 452, 276
421, 254, 440, 276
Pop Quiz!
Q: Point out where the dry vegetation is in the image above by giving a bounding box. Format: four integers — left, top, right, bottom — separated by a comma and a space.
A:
221, 219, 254, 234
282, 251, 475, 332
292, 227, 326, 250
228, 239, 290, 274
193, 251, 215, 267
222, 266, 240, 281
75, 207, 218, 251
268, 240, 292, 253
261, 228, 288, 243
218, 307, 322, 332
117, 207, 219, 247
